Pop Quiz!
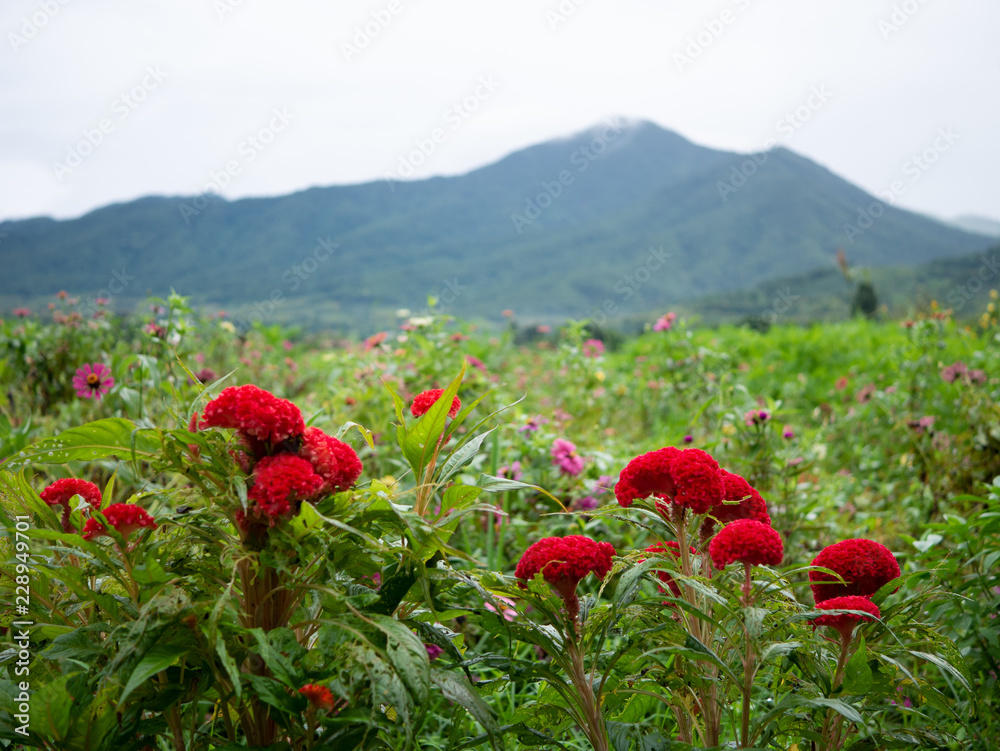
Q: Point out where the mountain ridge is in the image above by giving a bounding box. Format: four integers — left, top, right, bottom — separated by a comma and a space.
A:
1, 119, 992, 329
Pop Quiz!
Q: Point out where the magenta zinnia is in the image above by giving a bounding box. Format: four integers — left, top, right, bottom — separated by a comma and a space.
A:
551, 438, 585, 476
73, 363, 114, 400
709, 519, 784, 568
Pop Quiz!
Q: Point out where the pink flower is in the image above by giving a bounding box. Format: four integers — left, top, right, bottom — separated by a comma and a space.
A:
498, 461, 522, 481
653, 312, 677, 331
485, 595, 517, 621
363, 332, 387, 352
73, 363, 115, 400
581, 339, 605, 358
12, 308, 31, 318
551, 438, 585, 475
425, 643, 443, 661
465, 355, 487, 373
744, 409, 770, 427
536, 325, 551, 334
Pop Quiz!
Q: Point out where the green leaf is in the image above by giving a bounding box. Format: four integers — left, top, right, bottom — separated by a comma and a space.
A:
29, 675, 74, 741
438, 427, 495, 484
2, 418, 160, 471
216, 635, 242, 702
843, 637, 873, 694
909, 650, 972, 692
119, 644, 189, 704
805, 697, 864, 723
432, 669, 501, 742
401, 367, 465, 478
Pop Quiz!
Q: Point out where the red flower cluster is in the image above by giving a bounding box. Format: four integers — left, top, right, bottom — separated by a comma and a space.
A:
248, 455, 326, 518
298, 683, 336, 712
40, 478, 101, 510
40, 478, 103, 533
299, 427, 364, 494
709, 519, 784, 568
709, 471, 770, 527
644, 541, 695, 597
199, 385, 364, 523
201, 384, 305, 445
82, 503, 157, 542
516, 535, 615, 616
809, 539, 900, 603
410, 388, 461, 418
810, 595, 881, 641
615, 447, 724, 514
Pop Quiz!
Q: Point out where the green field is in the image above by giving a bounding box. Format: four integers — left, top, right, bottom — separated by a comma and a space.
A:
0, 292, 998, 750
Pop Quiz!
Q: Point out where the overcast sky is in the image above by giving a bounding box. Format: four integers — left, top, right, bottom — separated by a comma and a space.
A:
2, 0, 998, 224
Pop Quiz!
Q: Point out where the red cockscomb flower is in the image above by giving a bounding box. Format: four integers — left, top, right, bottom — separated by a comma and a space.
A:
249, 454, 325, 519
515, 535, 615, 617
73, 363, 115, 400
709, 519, 783, 568
644, 541, 696, 597
40, 478, 102, 510
615, 447, 723, 514
707, 470, 771, 528
410, 388, 461, 418
298, 683, 336, 712
82, 503, 157, 541
299, 427, 363, 494
809, 539, 900, 603
810, 595, 880, 642
200, 384, 305, 445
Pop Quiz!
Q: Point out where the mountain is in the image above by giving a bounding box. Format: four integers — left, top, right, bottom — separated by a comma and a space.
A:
1, 119, 992, 330
947, 215, 1000, 237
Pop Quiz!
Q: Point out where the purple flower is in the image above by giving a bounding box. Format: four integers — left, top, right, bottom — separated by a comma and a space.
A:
581, 339, 605, 358
683, 434, 694, 444
783, 428, 795, 440
498, 461, 523, 482
573, 495, 600, 512
551, 438, 585, 476
519, 416, 548, 433
593, 475, 616, 495
744, 409, 770, 427
425, 643, 443, 661
72, 363, 114, 400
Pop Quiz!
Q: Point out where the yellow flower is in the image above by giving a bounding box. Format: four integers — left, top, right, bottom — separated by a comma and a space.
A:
991, 289, 998, 300
988, 303, 995, 313
721, 423, 736, 436
595, 370, 605, 382
219, 321, 235, 333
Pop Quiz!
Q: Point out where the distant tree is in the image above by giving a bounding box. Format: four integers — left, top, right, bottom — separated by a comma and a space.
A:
851, 281, 879, 319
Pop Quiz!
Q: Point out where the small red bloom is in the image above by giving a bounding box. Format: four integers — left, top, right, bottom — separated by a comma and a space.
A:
515, 535, 615, 616
410, 388, 461, 418
298, 683, 336, 712
644, 541, 696, 597
200, 384, 305, 445
82, 503, 157, 541
707, 470, 770, 527
615, 447, 723, 514
40, 478, 102, 510
810, 595, 880, 641
709, 519, 783, 568
299, 427, 363, 494
809, 539, 900, 603
248, 454, 325, 519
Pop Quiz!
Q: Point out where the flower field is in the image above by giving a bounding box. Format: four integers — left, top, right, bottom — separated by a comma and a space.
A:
0, 292, 998, 750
